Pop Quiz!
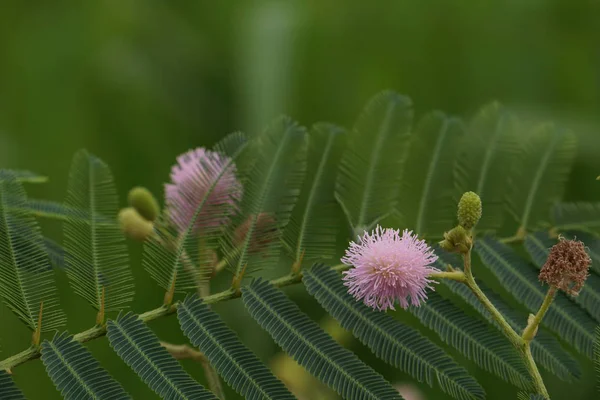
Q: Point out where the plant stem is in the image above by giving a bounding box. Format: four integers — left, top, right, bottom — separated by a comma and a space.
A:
429, 271, 466, 282
461, 249, 550, 398
522, 286, 557, 342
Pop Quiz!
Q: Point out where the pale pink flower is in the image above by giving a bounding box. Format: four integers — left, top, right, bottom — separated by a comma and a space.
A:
165, 147, 242, 233
341, 226, 438, 311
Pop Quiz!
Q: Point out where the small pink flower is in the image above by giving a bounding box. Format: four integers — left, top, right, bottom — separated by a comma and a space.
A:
341, 226, 439, 311
165, 147, 242, 233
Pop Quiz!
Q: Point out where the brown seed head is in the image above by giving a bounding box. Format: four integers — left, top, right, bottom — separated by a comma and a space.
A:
539, 238, 591, 296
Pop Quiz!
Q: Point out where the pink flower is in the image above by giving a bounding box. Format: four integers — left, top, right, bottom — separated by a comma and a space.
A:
341, 226, 439, 311
165, 147, 243, 233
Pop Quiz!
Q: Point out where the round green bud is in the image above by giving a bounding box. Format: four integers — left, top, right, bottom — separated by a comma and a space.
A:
128, 186, 160, 222
118, 207, 154, 241
457, 191, 482, 230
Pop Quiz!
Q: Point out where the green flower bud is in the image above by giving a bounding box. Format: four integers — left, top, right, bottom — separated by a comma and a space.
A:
128, 186, 160, 222
457, 191, 482, 230
118, 207, 154, 241
439, 225, 471, 254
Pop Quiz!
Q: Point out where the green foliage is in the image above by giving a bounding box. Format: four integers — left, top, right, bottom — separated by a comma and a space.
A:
596, 326, 600, 392
476, 237, 596, 358
0, 176, 65, 331
524, 232, 600, 322
41, 332, 130, 399
107, 313, 217, 400
283, 123, 346, 265
336, 91, 413, 232
517, 394, 547, 400
178, 295, 294, 399
436, 254, 581, 381
561, 230, 600, 274
64, 150, 133, 313
223, 117, 307, 278
0, 371, 25, 400
409, 292, 531, 390
454, 102, 519, 230
397, 112, 464, 237
304, 264, 484, 400
0, 169, 47, 184
507, 125, 576, 231
553, 202, 600, 235
242, 279, 402, 400
144, 132, 250, 293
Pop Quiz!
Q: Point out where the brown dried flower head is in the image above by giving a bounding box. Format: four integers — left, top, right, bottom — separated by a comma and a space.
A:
539, 237, 591, 296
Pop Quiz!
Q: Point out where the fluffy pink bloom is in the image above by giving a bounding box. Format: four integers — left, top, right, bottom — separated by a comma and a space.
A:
165, 147, 243, 233
341, 226, 439, 311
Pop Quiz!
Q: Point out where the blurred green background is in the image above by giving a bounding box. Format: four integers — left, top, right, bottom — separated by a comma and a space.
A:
1, 1, 600, 399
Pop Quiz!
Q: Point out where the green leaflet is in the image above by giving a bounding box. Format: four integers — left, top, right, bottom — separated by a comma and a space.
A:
396, 112, 464, 238
517, 394, 547, 400
178, 295, 295, 400
476, 236, 596, 358
454, 102, 519, 230
107, 313, 217, 400
0, 370, 25, 400
409, 291, 531, 390
553, 202, 600, 235
283, 123, 346, 265
242, 279, 402, 400
41, 332, 130, 400
336, 90, 413, 232
222, 116, 307, 278
0, 169, 47, 184
525, 231, 600, 323
0, 176, 65, 331
144, 132, 249, 292
595, 326, 600, 391
507, 125, 577, 232
64, 150, 133, 312
7, 198, 114, 225
303, 265, 485, 400
436, 250, 580, 381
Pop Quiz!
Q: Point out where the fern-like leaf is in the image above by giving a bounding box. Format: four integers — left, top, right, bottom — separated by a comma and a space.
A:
242, 279, 402, 400
435, 252, 580, 381
283, 123, 346, 266
0, 371, 25, 400
553, 202, 600, 235
304, 264, 484, 400
0, 169, 47, 184
595, 326, 600, 392
41, 332, 130, 400
476, 236, 596, 358
454, 102, 519, 230
222, 117, 307, 278
6, 198, 113, 224
396, 112, 464, 237
64, 149, 133, 312
107, 312, 217, 400
517, 393, 547, 400
145, 132, 249, 293
525, 231, 600, 323
177, 295, 295, 399
409, 291, 531, 390
44, 237, 66, 269
0, 176, 65, 331
507, 125, 576, 232
336, 90, 413, 232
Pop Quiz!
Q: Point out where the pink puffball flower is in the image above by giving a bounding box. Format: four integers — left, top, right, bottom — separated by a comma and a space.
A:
341, 226, 439, 311
165, 147, 243, 233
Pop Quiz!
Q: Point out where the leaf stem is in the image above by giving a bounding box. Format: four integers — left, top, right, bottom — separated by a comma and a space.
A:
0, 270, 320, 372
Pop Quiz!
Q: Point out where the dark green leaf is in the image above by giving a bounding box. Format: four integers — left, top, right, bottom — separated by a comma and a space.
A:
107, 313, 217, 400
304, 265, 484, 400
243, 279, 402, 400
0, 370, 25, 400
178, 295, 294, 400
553, 202, 600, 235
41, 332, 130, 400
